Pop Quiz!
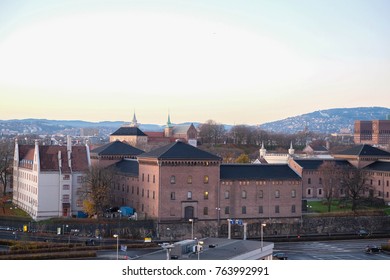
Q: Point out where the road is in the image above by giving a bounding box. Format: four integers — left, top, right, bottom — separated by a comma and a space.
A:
273, 238, 390, 260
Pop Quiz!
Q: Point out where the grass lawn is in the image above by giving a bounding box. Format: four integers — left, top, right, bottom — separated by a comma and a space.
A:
308, 199, 390, 215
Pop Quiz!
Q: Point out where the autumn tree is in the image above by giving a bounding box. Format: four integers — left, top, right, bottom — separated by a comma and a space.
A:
81, 165, 116, 217
0, 140, 14, 196
318, 161, 344, 212
340, 167, 372, 211
235, 153, 250, 163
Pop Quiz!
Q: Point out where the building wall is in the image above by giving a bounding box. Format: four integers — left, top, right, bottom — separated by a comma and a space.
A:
354, 120, 390, 145
364, 169, 390, 202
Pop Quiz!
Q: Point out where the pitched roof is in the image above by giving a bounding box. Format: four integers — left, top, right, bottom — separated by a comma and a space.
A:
364, 161, 390, 172
173, 124, 193, 134
39, 145, 89, 172
138, 141, 221, 160
336, 144, 390, 157
293, 159, 352, 170
110, 127, 147, 136
220, 164, 301, 180
309, 145, 328, 152
90, 141, 144, 156
113, 159, 139, 176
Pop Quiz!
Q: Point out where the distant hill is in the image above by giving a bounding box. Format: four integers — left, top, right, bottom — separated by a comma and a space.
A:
1, 107, 389, 136
259, 107, 390, 134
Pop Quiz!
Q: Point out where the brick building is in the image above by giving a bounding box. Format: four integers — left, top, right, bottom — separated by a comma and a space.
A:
354, 120, 390, 146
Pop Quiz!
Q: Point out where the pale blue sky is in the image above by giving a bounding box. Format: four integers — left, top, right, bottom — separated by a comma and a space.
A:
0, 0, 389, 125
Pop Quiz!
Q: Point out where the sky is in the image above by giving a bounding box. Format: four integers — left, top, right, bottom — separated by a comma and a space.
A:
0, 0, 389, 125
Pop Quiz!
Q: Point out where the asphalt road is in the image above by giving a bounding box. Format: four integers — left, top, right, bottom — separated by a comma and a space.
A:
273, 238, 390, 260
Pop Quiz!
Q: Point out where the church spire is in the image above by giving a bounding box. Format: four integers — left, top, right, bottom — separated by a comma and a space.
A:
166, 112, 173, 128
129, 111, 139, 127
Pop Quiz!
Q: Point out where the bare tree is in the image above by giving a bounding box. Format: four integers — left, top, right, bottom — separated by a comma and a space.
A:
318, 161, 343, 212
198, 120, 226, 145
340, 167, 372, 211
81, 165, 116, 217
0, 140, 14, 196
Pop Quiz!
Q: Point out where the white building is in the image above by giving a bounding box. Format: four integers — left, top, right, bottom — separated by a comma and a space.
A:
12, 137, 91, 221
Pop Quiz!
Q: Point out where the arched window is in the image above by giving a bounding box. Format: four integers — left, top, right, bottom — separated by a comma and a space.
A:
170, 175, 176, 184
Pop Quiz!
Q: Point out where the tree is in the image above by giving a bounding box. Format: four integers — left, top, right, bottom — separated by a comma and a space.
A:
340, 167, 372, 211
235, 153, 250, 163
318, 161, 343, 212
0, 140, 14, 196
198, 120, 226, 145
81, 165, 116, 217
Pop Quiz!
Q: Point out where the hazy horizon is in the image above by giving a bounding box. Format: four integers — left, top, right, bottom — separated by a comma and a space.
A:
1, 1, 389, 125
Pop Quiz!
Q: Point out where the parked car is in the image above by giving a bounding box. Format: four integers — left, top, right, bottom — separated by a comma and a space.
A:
273, 252, 288, 260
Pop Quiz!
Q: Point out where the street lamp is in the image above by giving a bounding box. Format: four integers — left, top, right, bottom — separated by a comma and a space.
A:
113, 234, 119, 260
197, 240, 204, 260
189, 219, 194, 239
261, 223, 266, 251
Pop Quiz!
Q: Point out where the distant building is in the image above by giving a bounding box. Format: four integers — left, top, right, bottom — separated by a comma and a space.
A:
354, 120, 390, 146
12, 137, 91, 220
80, 128, 99, 137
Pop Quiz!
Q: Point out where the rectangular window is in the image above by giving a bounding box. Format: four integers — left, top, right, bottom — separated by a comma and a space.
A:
275, 205, 280, 214
147, 174, 150, 182
204, 191, 209, 200
291, 205, 296, 213
77, 176, 83, 184
378, 180, 381, 186
308, 178, 311, 184
147, 190, 150, 198
225, 206, 230, 214
203, 207, 208, 215
258, 206, 263, 214
63, 174, 70, 180
204, 175, 209, 184
291, 190, 296, 198
242, 206, 246, 214
275, 190, 280, 198
241, 190, 247, 199
187, 176, 192, 184
170, 192, 175, 200
170, 176, 176, 184
153, 175, 155, 183
142, 173, 144, 182
259, 190, 263, 199
63, 184, 70, 190
224, 191, 229, 199
153, 191, 155, 199
187, 191, 192, 200
319, 178, 322, 184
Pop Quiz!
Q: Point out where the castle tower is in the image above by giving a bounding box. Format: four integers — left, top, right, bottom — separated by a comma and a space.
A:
164, 113, 173, 138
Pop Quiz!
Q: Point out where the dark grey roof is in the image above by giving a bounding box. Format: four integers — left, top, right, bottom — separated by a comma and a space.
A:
364, 161, 390, 172
293, 159, 352, 170
309, 145, 328, 152
336, 144, 390, 157
113, 159, 139, 176
91, 141, 144, 156
139, 141, 221, 160
110, 127, 147, 136
220, 164, 301, 180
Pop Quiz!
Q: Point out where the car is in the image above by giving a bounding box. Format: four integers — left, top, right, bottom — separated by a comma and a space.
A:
273, 252, 288, 260
365, 245, 381, 253
357, 229, 369, 237
85, 239, 96, 246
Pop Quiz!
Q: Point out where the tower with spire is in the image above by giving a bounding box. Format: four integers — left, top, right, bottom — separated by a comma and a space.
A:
164, 112, 173, 137
129, 111, 139, 128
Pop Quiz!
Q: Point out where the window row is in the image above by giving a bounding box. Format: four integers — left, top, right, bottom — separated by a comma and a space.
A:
170, 191, 209, 200
170, 175, 209, 184
223, 189, 297, 199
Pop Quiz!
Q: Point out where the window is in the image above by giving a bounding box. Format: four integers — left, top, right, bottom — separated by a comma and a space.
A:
187, 191, 192, 200
204, 175, 209, 184
291, 205, 296, 213
142, 173, 144, 182
378, 191, 382, 197
77, 176, 84, 183
170, 192, 175, 200
387, 180, 389, 187
318, 188, 322, 195
147, 190, 149, 198
153, 191, 155, 199
63, 174, 70, 180
153, 175, 155, 183
258, 206, 263, 214
224, 191, 230, 199
275, 205, 280, 213
291, 189, 296, 198
225, 206, 230, 214
241, 190, 247, 199
308, 178, 311, 184
142, 189, 144, 197
170, 176, 176, 184
307, 188, 311, 195
204, 191, 209, 200
242, 206, 246, 214
203, 207, 208, 215
147, 174, 150, 182
378, 180, 381, 186
187, 176, 192, 184
132, 186, 134, 194
319, 178, 322, 184
63, 184, 70, 190
259, 190, 263, 199
275, 190, 280, 198
137, 187, 139, 195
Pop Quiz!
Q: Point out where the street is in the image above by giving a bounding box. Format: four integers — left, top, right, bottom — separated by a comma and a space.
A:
273, 238, 390, 260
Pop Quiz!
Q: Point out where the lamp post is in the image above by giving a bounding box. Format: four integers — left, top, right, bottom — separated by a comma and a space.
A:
113, 234, 119, 260
215, 207, 221, 237
261, 223, 266, 251
197, 240, 204, 260
189, 219, 194, 239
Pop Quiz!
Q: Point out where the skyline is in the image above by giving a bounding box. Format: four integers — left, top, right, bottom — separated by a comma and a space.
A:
1, 0, 389, 125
